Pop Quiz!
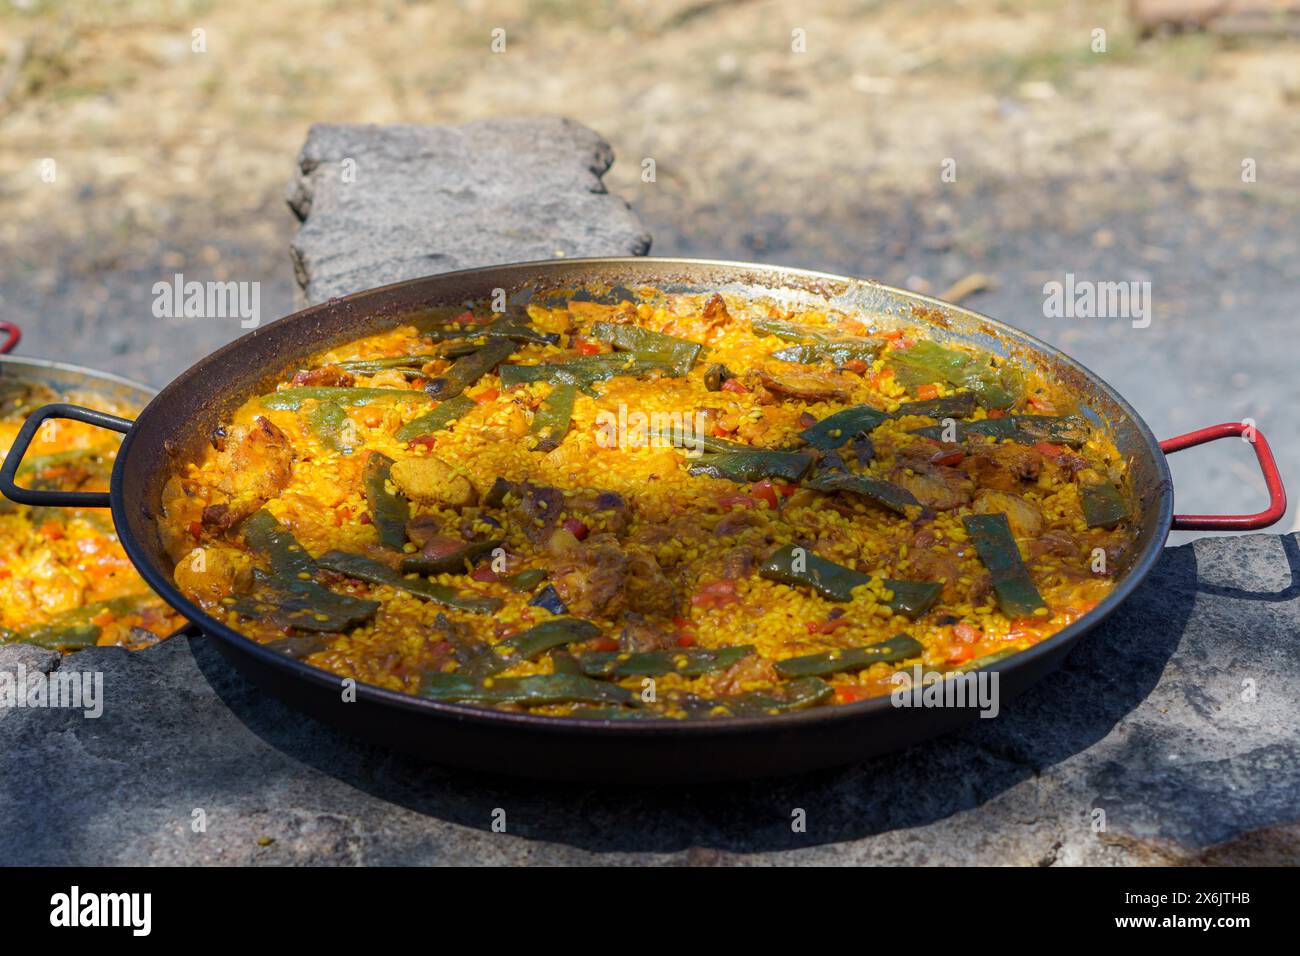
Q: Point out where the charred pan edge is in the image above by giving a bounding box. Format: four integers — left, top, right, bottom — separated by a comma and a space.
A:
111, 257, 1174, 737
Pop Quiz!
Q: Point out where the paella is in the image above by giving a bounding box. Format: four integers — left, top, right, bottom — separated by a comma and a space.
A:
0, 376, 184, 650
156, 291, 1135, 718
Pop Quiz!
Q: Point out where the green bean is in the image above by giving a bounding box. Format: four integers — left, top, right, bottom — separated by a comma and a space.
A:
798, 406, 888, 450
803, 471, 920, 516
910, 415, 1089, 447
530, 381, 577, 452
424, 339, 516, 399
759, 544, 940, 617
589, 321, 701, 374
237, 512, 380, 631
399, 538, 502, 575
336, 355, 440, 373
315, 550, 502, 614
962, 513, 1047, 618
888, 341, 1019, 410
772, 342, 879, 365
498, 355, 673, 389
259, 386, 432, 410
893, 391, 978, 419
579, 645, 754, 679
709, 677, 834, 716
1081, 481, 1128, 528
305, 402, 356, 455
945, 647, 1020, 673
420, 672, 637, 706
774, 634, 923, 678
461, 617, 602, 680
242, 509, 317, 580
687, 450, 813, 483
394, 395, 477, 441
362, 453, 409, 550
504, 568, 548, 592
10, 594, 154, 650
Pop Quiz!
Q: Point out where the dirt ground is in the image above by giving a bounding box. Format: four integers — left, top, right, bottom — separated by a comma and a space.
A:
1, 0, 1298, 538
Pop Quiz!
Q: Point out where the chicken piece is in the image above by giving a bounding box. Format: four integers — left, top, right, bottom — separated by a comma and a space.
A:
1027, 528, 1079, 561
907, 526, 989, 603
618, 612, 678, 653
485, 478, 565, 544
720, 545, 757, 580
173, 545, 254, 609
709, 654, 779, 695
701, 293, 732, 329
973, 489, 1044, 539
208, 416, 295, 527
566, 489, 632, 537
964, 443, 1042, 492
405, 513, 446, 548
893, 465, 973, 511
624, 551, 678, 617
291, 365, 355, 388
756, 369, 853, 403
550, 534, 629, 619
715, 509, 766, 538
389, 456, 477, 508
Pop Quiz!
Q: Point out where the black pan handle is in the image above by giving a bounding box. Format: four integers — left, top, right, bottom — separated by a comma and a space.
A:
0, 403, 134, 508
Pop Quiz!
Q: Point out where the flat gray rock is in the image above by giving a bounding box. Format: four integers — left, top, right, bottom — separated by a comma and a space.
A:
3, 533, 1296, 865
287, 119, 651, 305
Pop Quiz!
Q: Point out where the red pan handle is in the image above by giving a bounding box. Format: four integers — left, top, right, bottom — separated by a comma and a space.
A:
1160, 422, 1286, 531
0, 321, 20, 354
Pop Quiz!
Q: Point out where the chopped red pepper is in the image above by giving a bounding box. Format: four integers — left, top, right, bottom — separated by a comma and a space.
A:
574, 339, 603, 356
691, 579, 739, 609
930, 449, 965, 467
1033, 442, 1066, 460
842, 359, 870, 375
720, 378, 749, 394
750, 480, 779, 508
676, 632, 697, 648
561, 517, 589, 540
915, 383, 940, 401
474, 388, 500, 405
470, 565, 499, 583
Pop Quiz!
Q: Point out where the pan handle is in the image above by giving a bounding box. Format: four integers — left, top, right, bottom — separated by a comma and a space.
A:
0, 403, 134, 509
0, 321, 20, 354
1160, 422, 1286, 531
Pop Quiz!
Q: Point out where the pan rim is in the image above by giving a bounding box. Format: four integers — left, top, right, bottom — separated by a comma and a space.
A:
111, 256, 1175, 737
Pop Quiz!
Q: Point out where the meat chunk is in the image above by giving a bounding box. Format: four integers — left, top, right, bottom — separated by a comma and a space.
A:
173, 545, 253, 609
618, 612, 677, 653
756, 369, 853, 403
624, 551, 678, 617
709, 654, 779, 695
291, 365, 355, 388
907, 526, 990, 603
566, 489, 632, 536
892, 464, 973, 511
485, 478, 565, 544
701, 293, 732, 328
390, 456, 477, 508
550, 534, 630, 618
964, 443, 1042, 492
209, 416, 295, 526
973, 489, 1044, 539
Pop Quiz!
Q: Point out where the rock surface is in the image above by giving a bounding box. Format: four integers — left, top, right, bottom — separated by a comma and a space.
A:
3, 533, 1297, 865
286, 119, 652, 305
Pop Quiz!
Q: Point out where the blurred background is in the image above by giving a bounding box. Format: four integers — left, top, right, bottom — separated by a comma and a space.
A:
1, 0, 1297, 541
